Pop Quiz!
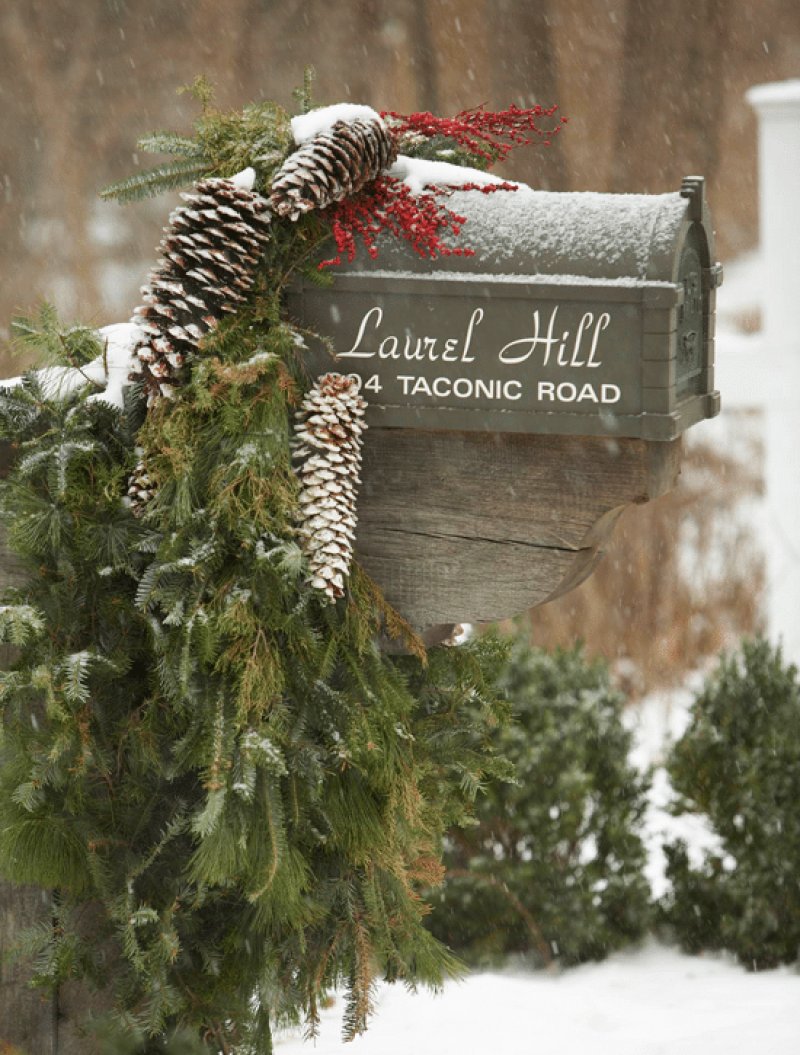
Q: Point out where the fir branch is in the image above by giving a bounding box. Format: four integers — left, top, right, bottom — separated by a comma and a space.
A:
0, 816, 93, 893
349, 562, 427, 663
100, 159, 211, 204
178, 74, 216, 112
0, 604, 46, 645
12, 303, 103, 368
137, 132, 206, 158
342, 910, 376, 1042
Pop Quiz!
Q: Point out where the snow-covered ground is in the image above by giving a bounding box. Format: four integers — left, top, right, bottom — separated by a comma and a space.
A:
275, 687, 799, 1053
275, 943, 799, 1054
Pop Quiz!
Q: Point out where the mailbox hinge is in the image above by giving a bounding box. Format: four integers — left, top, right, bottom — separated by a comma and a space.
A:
680, 175, 706, 221
704, 262, 724, 289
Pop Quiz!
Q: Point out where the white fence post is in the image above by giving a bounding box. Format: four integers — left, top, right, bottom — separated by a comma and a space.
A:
746, 80, 800, 662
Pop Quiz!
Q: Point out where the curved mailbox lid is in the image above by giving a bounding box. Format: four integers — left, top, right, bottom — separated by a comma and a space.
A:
375, 184, 694, 282
288, 177, 722, 441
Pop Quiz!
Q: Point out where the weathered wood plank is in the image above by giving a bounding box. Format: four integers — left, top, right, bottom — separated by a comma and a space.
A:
0, 885, 56, 1055
355, 429, 682, 627
55, 904, 115, 1055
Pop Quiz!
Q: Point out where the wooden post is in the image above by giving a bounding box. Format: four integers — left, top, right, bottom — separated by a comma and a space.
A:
0, 463, 58, 1053
0, 894, 115, 1053
0, 884, 58, 1054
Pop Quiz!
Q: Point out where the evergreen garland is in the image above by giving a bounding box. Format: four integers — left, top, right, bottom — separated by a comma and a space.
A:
0, 303, 512, 1052
0, 77, 563, 1051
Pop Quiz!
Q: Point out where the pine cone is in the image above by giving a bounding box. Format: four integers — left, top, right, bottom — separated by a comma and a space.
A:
270, 118, 396, 221
131, 175, 272, 403
126, 452, 155, 518
292, 373, 367, 603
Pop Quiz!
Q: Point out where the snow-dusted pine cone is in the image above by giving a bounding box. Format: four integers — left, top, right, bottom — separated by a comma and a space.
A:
126, 452, 156, 518
131, 172, 272, 403
270, 118, 396, 221
292, 373, 367, 603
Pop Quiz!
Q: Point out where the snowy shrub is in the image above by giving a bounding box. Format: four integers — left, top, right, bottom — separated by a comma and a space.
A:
661, 637, 800, 969
426, 635, 652, 967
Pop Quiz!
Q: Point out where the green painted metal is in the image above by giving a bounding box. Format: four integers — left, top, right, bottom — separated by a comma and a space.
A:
286, 177, 721, 441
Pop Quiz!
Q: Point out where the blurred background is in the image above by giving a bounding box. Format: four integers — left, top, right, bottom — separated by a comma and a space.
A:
1, 0, 798, 695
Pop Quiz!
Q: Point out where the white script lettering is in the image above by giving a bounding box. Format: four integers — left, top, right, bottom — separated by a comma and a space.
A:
500, 308, 610, 368
340, 306, 484, 363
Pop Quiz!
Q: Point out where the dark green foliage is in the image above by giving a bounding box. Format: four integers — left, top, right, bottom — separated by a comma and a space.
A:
91, 1018, 211, 1055
101, 77, 295, 203
427, 633, 652, 967
660, 637, 800, 969
12, 301, 104, 367
0, 87, 522, 1051
0, 296, 511, 1050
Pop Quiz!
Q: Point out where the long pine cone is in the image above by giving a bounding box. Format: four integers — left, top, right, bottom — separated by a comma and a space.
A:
131, 175, 272, 403
270, 118, 396, 221
292, 373, 367, 603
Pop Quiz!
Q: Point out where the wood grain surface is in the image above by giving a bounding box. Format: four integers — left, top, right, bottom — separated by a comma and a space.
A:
355, 428, 682, 627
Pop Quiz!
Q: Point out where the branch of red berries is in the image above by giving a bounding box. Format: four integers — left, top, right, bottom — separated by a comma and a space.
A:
382, 103, 567, 162
319, 103, 565, 268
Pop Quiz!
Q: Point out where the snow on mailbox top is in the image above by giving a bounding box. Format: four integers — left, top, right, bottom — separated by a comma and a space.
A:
288, 176, 722, 441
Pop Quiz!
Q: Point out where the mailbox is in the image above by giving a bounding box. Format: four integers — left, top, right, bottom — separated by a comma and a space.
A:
289, 176, 720, 442
287, 177, 722, 634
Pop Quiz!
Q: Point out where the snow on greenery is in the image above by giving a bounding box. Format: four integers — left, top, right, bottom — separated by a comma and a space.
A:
387, 154, 517, 196
661, 638, 800, 969
230, 165, 257, 190
426, 640, 652, 970
290, 103, 384, 144
0, 318, 140, 410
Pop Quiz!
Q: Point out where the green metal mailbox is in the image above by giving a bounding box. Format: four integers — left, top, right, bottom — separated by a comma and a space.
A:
288, 176, 720, 443
286, 176, 722, 634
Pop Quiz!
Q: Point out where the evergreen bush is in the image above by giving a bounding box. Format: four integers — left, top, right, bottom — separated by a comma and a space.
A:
426, 634, 651, 967
661, 637, 800, 969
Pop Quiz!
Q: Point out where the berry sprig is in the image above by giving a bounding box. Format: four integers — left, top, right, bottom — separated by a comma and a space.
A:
382, 104, 567, 167
313, 102, 563, 268
319, 177, 518, 269
320, 176, 468, 268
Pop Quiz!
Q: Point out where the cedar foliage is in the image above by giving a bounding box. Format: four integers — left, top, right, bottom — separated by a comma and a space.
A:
427, 633, 652, 967
660, 638, 800, 969
0, 84, 514, 1052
